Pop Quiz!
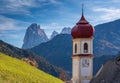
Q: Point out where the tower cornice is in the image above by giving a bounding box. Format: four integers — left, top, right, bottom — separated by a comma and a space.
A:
72, 54, 93, 57
73, 37, 94, 41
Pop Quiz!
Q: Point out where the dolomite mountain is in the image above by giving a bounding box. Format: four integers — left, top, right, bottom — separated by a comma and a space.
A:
50, 27, 71, 39
60, 27, 71, 34
22, 23, 48, 49
22, 23, 71, 49
50, 31, 58, 39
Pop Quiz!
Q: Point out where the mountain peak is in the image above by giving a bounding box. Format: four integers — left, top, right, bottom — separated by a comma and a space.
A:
61, 27, 71, 34
22, 23, 48, 49
27, 23, 40, 32
50, 31, 58, 39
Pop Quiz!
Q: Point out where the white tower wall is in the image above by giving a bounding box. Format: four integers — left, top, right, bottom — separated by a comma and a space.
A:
72, 38, 93, 83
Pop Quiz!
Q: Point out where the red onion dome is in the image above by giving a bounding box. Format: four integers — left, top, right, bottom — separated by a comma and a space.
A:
71, 14, 94, 38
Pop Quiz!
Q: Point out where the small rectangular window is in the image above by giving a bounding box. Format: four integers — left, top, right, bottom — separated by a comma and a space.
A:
75, 44, 77, 53
84, 43, 88, 53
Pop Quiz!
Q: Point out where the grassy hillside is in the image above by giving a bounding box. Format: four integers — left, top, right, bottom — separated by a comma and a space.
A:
0, 53, 64, 83
0, 40, 69, 80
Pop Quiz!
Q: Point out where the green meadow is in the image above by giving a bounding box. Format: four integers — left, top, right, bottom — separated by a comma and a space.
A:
0, 53, 64, 83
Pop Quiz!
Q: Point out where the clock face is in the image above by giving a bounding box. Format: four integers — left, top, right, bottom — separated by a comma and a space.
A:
82, 58, 89, 67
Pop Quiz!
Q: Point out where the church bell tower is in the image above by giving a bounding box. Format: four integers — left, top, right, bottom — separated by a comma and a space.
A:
71, 6, 95, 83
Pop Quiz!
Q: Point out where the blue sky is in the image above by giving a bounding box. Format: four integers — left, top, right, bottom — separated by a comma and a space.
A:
0, 0, 120, 48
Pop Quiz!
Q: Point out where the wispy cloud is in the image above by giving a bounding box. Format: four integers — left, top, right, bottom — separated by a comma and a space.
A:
0, 0, 35, 15
93, 7, 120, 21
0, 16, 19, 31
0, 31, 24, 39
48, 0, 62, 5
0, 15, 28, 31
0, 15, 28, 47
0, 0, 62, 15
112, 0, 120, 2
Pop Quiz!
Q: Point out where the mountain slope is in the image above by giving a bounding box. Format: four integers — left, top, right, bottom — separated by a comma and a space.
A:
94, 19, 120, 56
0, 40, 68, 80
0, 53, 64, 83
22, 23, 48, 49
31, 34, 72, 74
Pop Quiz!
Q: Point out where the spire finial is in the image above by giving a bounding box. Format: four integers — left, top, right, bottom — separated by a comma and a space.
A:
82, 4, 84, 15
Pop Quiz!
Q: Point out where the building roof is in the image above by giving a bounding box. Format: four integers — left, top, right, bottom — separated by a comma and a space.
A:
71, 10, 94, 38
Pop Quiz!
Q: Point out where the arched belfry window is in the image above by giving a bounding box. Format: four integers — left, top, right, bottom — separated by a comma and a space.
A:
84, 43, 88, 53
75, 44, 77, 53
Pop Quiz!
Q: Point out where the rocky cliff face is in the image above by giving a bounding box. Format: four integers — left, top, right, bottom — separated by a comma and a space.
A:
50, 31, 58, 39
60, 27, 71, 34
91, 56, 120, 83
22, 23, 48, 49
